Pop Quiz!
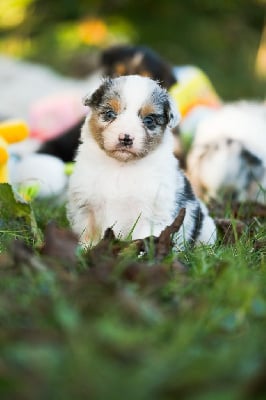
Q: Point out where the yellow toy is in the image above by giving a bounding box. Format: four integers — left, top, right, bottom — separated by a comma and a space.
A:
169, 66, 221, 118
0, 120, 29, 182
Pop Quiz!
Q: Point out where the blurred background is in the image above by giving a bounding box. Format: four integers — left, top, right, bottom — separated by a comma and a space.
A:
0, 0, 265, 100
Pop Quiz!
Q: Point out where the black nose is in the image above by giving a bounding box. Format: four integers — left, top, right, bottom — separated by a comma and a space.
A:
119, 134, 134, 146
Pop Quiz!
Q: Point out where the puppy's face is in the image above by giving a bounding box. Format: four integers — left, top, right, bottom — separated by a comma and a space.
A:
83, 75, 179, 162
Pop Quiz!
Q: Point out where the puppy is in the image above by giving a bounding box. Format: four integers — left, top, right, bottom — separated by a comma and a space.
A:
187, 101, 266, 203
101, 44, 177, 89
67, 75, 216, 250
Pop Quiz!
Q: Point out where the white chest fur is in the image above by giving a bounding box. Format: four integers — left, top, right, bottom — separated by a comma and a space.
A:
67, 132, 181, 245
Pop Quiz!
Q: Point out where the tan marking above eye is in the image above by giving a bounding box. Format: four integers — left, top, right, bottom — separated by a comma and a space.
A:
140, 103, 156, 118
108, 97, 122, 114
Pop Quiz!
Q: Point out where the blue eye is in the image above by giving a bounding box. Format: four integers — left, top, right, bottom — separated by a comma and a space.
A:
103, 109, 117, 121
143, 115, 156, 130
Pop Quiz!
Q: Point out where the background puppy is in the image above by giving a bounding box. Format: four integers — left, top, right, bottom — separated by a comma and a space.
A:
187, 101, 266, 203
67, 75, 216, 250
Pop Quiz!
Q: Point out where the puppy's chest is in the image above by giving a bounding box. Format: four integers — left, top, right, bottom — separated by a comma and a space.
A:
87, 165, 175, 222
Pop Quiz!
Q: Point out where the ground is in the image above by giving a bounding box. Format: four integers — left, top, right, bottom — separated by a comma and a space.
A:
0, 186, 266, 399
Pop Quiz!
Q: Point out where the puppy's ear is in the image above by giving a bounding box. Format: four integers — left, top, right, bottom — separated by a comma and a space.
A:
167, 96, 181, 128
83, 78, 112, 108
82, 94, 91, 107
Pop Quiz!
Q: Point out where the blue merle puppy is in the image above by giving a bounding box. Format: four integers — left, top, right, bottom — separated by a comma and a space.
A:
67, 75, 217, 249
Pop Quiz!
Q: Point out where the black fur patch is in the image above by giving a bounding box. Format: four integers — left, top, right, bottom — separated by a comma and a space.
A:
240, 148, 262, 166
183, 176, 196, 202
151, 87, 172, 127
176, 175, 196, 209
189, 205, 204, 244
38, 119, 83, 162
84, 79, 112, 108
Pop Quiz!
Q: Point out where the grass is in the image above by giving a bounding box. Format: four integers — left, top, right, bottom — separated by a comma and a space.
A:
0, 191, 266, 400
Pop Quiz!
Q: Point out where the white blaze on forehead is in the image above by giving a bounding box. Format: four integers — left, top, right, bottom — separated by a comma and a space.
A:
119, 75, 156, 110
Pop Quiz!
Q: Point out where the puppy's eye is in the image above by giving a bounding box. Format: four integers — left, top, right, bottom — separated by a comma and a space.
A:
103, 109, 117, 121
143, 115, 156, 130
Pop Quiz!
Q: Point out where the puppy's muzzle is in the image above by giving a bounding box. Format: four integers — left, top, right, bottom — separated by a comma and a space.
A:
118, 133, 134, 147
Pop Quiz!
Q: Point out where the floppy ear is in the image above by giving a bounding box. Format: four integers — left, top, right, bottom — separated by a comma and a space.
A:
167, 96, 181, 128
82, 87, 103, 108
83, 78, 112, 109
82, 94, 91, 107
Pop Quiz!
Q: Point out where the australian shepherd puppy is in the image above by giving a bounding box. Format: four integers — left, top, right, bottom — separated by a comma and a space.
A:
67, 75, 216, 250
187, 101, 266, 203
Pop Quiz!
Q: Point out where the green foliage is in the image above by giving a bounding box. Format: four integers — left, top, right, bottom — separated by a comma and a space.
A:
0, 183, 42, 249
0, 0, 265, 98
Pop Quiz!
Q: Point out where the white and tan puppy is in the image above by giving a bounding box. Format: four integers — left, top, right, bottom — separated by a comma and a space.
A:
187, 101, 266, 203
67, 75, 216, 250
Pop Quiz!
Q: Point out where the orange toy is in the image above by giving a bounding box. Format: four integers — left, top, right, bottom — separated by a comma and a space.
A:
0, 120, 29, 182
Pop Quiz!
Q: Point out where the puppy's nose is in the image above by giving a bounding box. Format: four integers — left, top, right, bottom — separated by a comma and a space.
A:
119, 133, 134, 146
